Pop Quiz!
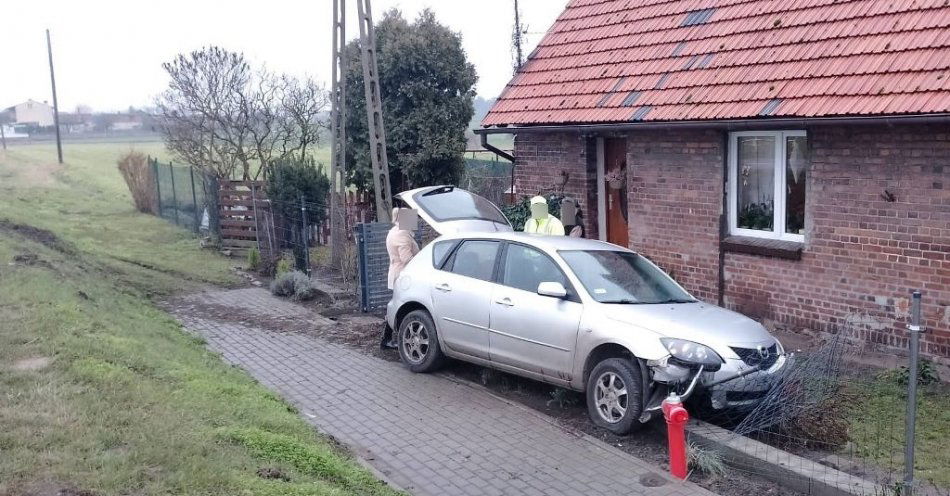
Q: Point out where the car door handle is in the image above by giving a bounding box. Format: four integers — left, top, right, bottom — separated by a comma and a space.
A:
435, 283, 452, 292
494, 297, 514, 307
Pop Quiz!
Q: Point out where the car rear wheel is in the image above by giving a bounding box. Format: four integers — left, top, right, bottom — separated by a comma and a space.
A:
398, 309, 445, 373
586, 358, 644, 435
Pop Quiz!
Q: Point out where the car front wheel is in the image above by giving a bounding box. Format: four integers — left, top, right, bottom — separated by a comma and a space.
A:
397, 309, 445, 373
586, 358, 644, 435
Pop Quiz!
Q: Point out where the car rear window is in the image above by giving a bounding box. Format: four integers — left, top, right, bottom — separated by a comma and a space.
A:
413, 186, 508, 224
432, 240, 458, 269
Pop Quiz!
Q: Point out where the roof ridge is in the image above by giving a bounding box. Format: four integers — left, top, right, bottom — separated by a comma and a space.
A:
539, 1, 941, 49
548, 0, 856, 37
527, 9, 950, 63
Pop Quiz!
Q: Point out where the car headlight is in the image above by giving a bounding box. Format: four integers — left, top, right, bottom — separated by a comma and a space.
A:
660, 338, 723, 371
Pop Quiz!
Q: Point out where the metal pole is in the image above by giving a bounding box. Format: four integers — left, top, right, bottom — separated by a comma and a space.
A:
46, 29, 63, 164
1, 120, 6, 150
189, 167, 199, 233
512, 0, 524, 73
153, 158, 163, 218
903, 290, 923, 496
356, 0, 393, 222
169, 162, 179, 226
300, 196, 311, 275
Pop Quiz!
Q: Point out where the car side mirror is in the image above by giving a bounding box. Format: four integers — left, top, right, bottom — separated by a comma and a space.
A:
537, 281, 568, 299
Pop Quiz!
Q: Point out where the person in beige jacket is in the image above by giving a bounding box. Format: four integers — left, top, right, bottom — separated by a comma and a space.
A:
382, 208, 419, 349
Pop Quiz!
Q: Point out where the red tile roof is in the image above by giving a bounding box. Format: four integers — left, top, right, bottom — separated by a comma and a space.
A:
482, 0, 950, 127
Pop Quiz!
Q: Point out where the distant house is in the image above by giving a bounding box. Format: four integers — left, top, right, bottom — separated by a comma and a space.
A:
478, 1, 950, 365
4, 99, 55, 127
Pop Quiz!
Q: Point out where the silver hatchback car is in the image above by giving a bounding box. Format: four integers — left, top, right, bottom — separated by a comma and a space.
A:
387, 186, 789, 434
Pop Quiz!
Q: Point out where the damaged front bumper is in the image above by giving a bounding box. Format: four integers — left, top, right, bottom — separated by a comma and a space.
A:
641, 352, 793, 418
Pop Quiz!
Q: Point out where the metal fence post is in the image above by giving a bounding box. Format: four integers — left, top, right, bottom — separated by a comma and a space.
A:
207, 174, 221, 241
189, 166, 199, 233
300, 195, 311, 275
250, 184, 263, 255
356, 224, 368, 312
903, 290, 923, 496
169, 162, 179, 226
153, 158, 163, 218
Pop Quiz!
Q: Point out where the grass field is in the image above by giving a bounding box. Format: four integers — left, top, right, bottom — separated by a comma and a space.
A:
0, 143, 400, 495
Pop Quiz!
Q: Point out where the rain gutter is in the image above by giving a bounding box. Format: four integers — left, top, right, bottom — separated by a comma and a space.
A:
474, 113, 950, 135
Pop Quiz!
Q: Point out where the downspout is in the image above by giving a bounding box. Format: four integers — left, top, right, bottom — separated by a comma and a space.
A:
479, 132, 514, 162
717, 131, 728, 307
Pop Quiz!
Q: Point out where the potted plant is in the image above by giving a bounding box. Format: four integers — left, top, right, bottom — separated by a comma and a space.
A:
605, 169, 625, 190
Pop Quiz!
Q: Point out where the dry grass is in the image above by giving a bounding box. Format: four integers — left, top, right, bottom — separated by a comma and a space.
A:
117, 150, 156, 213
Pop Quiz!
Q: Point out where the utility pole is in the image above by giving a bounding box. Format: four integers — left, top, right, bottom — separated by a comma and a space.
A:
512, 0, 524, 73
328, 0, 347, 266
356, 0, 393, 223
46, 29, 63, 164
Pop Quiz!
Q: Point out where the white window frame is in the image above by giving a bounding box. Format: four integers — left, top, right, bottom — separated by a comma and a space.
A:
728, 130, 806, 243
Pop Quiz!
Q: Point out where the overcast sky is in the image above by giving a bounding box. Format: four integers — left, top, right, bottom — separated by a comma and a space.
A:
4, 0, 568, 112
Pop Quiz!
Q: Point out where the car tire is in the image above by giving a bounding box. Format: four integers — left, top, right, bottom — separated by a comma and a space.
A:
586, 357, 644, 435
397, 309, 445, 373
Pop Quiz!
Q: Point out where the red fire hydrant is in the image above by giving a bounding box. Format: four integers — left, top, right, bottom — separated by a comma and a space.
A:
662, 393, 690, 480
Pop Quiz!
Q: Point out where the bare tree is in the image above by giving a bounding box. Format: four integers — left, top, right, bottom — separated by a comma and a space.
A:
157, 47, 252, 178
281, 76, 330, 161
156, 46, 330, 180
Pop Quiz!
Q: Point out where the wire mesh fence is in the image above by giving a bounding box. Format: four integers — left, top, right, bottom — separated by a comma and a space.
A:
460, 157, 513, 207
149, 156, 214, 234
683, 296, 948, 496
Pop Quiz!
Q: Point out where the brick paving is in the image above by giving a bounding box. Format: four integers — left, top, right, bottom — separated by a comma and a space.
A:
168, 287, 716, 496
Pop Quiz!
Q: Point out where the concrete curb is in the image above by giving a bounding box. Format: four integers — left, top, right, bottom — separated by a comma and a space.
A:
685, 420, 880, 496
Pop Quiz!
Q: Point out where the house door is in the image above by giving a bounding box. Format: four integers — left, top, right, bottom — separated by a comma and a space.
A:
604, 138, 629, 247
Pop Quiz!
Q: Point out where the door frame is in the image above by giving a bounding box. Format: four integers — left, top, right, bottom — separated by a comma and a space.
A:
596, 137, 607, 241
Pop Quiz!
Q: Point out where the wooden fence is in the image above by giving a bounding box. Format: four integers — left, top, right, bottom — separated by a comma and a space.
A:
218, 180, 273, 256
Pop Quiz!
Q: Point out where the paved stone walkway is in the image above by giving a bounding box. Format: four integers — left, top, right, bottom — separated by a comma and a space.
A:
168, 287, 715, 496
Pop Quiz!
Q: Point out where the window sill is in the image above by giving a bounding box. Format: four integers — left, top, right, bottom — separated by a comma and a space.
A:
721, 235, 803, 260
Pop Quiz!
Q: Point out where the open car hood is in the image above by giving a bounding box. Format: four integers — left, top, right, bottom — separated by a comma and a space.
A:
395, 185, 514, 235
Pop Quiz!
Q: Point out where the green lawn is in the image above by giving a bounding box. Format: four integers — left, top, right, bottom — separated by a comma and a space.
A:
0, 143, 399, 495
846, 372, 950, 489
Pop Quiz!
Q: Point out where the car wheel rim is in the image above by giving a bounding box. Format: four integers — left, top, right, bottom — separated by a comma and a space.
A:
402, 320, 429, 364
594, 371, 628, 424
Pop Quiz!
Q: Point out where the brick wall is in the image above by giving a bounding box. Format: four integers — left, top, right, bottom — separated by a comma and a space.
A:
722, 124, 950, 363
510, 125, 949, 363
626, 129, 724, 303
513, 132, 598, 236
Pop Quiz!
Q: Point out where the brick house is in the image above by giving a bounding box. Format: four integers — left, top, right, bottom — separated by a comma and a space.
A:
476, 0, 950, 365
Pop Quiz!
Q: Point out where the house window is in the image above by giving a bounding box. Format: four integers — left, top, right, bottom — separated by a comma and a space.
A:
728, 131, 807, 242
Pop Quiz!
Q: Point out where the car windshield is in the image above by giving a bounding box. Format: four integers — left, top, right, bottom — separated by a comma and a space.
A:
560, 250, 696, 304
412, 187, 508, 224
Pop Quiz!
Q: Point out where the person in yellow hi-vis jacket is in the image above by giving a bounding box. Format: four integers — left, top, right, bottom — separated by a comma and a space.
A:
523, 196, 565, 235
